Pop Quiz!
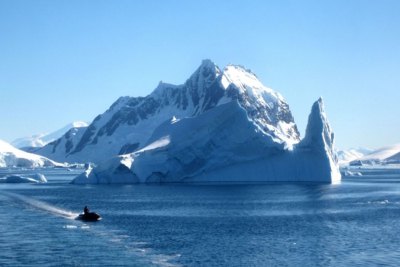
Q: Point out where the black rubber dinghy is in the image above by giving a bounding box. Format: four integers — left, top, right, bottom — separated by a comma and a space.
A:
76, 212, 101, 222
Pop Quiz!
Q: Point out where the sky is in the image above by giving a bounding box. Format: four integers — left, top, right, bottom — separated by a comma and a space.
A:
0, 0, 399, 149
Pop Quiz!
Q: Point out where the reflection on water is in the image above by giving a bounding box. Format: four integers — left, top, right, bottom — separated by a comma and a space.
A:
1, 168, 400, 266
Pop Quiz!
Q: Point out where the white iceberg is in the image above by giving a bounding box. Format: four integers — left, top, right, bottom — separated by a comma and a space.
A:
72, 98, 341, 184
343, 171, 362, 177
0, 173, 47, 183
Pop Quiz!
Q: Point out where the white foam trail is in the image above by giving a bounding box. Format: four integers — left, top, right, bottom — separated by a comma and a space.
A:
1, 191, 79, 219
63, 225, 78, 229
1, 191, 180, 266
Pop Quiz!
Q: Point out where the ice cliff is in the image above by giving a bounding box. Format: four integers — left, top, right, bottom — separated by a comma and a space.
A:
0, 140, 62, 168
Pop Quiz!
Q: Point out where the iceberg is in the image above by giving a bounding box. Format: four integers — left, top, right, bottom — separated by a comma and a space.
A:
0, 173, 47, 183
72, 98, 341, 184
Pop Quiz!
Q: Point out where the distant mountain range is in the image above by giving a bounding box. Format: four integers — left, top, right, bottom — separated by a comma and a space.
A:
353, 144, 400, 165
12, 121, 88, 149
338, 144, 400, 166
337, 148, 373, 165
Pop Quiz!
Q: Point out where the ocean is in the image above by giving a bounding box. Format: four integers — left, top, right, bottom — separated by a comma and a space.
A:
1, 167, 400, 266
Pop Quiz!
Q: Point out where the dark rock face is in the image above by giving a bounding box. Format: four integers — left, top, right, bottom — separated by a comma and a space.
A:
225, 83, 299, 141
118, 143, 140, 155
73, 125, 97, 153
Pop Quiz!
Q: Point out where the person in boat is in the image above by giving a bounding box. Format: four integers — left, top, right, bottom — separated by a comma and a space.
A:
84, 206, 89, 215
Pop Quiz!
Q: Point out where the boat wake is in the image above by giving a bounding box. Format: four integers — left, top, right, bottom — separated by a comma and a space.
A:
0, 191, 79, 219
0, 190, 181, 266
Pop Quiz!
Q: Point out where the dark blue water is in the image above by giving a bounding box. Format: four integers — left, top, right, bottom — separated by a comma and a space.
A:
1, 168, 400, 266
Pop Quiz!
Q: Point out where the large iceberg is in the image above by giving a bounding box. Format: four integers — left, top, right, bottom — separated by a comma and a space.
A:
72, 97, 341, 184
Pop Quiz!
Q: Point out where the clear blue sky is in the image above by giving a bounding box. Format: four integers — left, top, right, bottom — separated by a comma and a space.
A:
1, 0, 399, 149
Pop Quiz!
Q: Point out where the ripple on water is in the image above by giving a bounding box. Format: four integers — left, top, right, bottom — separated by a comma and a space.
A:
2, 168, 400, 266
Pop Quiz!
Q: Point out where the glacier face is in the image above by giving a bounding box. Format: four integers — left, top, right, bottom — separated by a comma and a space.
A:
36, 60, 299, 164
72, 98, 341, 184
0, 140, 62, 168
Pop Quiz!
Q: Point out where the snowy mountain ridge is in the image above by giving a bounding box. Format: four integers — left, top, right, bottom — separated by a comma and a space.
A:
337, 148, 373, 165
12, 121, 88, 149
36, 60, 299, 164
349, 144, 400, 165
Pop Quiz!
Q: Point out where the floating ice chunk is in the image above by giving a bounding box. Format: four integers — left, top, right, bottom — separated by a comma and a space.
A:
0, 173, 47, 183
344, 171, 363, 177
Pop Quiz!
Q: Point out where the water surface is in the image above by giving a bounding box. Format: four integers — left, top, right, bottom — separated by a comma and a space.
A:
1, 168, 400, 266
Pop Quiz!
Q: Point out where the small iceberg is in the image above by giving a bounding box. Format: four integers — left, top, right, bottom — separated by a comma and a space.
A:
344, 170, 363, 177
0, 173, 47, 183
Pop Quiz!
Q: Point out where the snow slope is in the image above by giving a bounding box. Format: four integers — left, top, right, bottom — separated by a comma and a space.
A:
72, 98, 341, 184
350, 144, 400, 165
386, 152, 400, 163
12, 121, 88, 148
337, 148, 373, 165
0, 140, 62, 168
36, 60, 299, 164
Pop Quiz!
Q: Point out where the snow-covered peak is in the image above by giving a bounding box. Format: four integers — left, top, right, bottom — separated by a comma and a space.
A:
359, 144, 400, 162
70, 121, 89, 128
219, 64, 299, 145
221, 64, 283, 100
11, 121, 88, 149
37, 60, 300, 163
337, 147, 373, 165
221, 65, 257, 88
186, 59, 221, 91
